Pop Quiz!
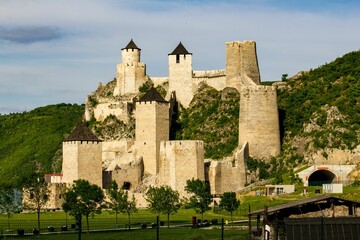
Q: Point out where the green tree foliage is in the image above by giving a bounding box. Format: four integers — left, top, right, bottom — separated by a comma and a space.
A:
120, 191, 138, 230
278, 51, 360, 150
62, 179, 104, 232
145, 185, 182, 228
0, 188, 22, 229
184, 179, 212, 221
106, 180, 138, 228
23, 173, 50, 232
0, 104, 84, 187
219, 192, 240, 222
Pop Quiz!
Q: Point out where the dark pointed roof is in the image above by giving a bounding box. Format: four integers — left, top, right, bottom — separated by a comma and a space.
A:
169, 42, 191, 55
122, 39, 140, 50
64, 122, 102, 142
137, 87, 168, 103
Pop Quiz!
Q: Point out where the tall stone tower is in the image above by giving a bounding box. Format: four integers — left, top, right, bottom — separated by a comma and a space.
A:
113, 39, 147, 96
226, 41, 261, 89
167, 42, 193, 107
62, 122, 103, 187
135, 87, 170, 176
238, 86, 281, 159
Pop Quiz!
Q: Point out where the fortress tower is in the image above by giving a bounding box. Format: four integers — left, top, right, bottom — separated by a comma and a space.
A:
238, 86, 281, 159
62, 122, 102, 187
113, 39, 147, 96
135, 88, 170, 176
167, 42, 193, 107
226, 41, 261, 88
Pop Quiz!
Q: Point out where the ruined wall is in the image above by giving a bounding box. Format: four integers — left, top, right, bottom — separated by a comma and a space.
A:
193, 70, 227, 91
226, 41, 260, 90
93, 101, 131, 123
135, 101, 169, 176
62, 141, 102, 187
167, 54, 193, 107
158, 140, 204, 197
114, 62, 147, 96
110, 158, 144, 191
208, 142, 248, 194
238, 85, 281, 159
102, 140, 134, 166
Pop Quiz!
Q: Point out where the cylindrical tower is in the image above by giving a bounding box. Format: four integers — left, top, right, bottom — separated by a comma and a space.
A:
238, 85, 280, 159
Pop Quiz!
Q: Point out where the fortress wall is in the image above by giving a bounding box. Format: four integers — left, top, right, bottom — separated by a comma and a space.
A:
209, 143, 248, 194
62, 141, 102, 187
238, 85, 280, 159
168, 54, 193, 107
111, 159, 144, 191
77, 141, 103, 187
150, 77, 169, 87
239, 41, 261, 85
159, 140, 204, 197
115, 62, 146, 96
193, 70, 227, 91
62, 142, 79, 184
135, 101, 169, 176
226, 41, 242, 84
93, 101, 130, 122
102, 140, 134, 164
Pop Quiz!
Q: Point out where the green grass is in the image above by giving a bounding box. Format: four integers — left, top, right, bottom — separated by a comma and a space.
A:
5, 228, 248, 240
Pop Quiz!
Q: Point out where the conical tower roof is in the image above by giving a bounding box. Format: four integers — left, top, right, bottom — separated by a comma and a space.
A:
169, 42, 191, 55
122, 39, 141, 50
137, 87, 168, 103
64, 122, 102, 142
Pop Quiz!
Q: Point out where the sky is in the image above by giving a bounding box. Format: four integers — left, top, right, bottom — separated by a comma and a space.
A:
0, 0, 360, 114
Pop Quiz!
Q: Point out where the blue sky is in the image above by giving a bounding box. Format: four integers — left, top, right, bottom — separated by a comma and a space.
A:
0, 0, 359, 114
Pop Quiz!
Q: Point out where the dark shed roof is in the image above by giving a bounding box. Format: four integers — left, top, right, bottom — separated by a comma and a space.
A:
64, 122, 102, 142
137, 87, 168, 103
169, 42, 191, 55
249, 195, 360, 216
122, 39, 140, 50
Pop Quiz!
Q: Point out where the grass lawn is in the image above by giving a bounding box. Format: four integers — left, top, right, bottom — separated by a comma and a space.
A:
13, 227, 248, 240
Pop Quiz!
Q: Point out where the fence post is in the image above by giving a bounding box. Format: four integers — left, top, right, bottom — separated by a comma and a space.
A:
221, 218, 224, 240
156, 216, 159, 240
76, 214, 82, 240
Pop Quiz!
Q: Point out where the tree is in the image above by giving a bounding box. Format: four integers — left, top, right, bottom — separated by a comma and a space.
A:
23, 173, 50, 232
145, 185, 181, 228
219, 192, 240, 222
0, 188, 22, 229
62, 179, 104, 232
106, 180, 127, 226
184, 179, 212, 221
121, 191, 138, 230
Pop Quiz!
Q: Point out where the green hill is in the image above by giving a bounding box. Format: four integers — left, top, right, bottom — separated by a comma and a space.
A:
1, 50, 359, 188
0, 104, 84, 187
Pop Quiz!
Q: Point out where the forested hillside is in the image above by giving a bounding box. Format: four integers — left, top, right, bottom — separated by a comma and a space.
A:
0, 104, 84, 187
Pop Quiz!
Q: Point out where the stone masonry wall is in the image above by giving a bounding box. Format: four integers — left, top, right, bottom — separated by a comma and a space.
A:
135, 101, 169, 176
158, 140, 204, 198
238, 85, 281, 159
208, 142, 248, 194
62, 141, 102, 187
111, 158, 144, 191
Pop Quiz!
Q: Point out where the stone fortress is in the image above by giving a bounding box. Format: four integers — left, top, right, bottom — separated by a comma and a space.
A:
56, 39, 281, 205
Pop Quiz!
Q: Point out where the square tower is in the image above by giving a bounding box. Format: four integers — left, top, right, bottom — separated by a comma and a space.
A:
62, 122, 103, 187
135, 88, 170, 176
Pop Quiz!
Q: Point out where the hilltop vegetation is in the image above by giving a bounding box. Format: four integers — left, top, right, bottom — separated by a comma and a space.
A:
278, 50, 360, 159
174, 84, 240, 159
0, 104, 84, 187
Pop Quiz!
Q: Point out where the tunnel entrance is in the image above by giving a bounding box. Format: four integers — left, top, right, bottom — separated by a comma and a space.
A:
308, 170, 336, 186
